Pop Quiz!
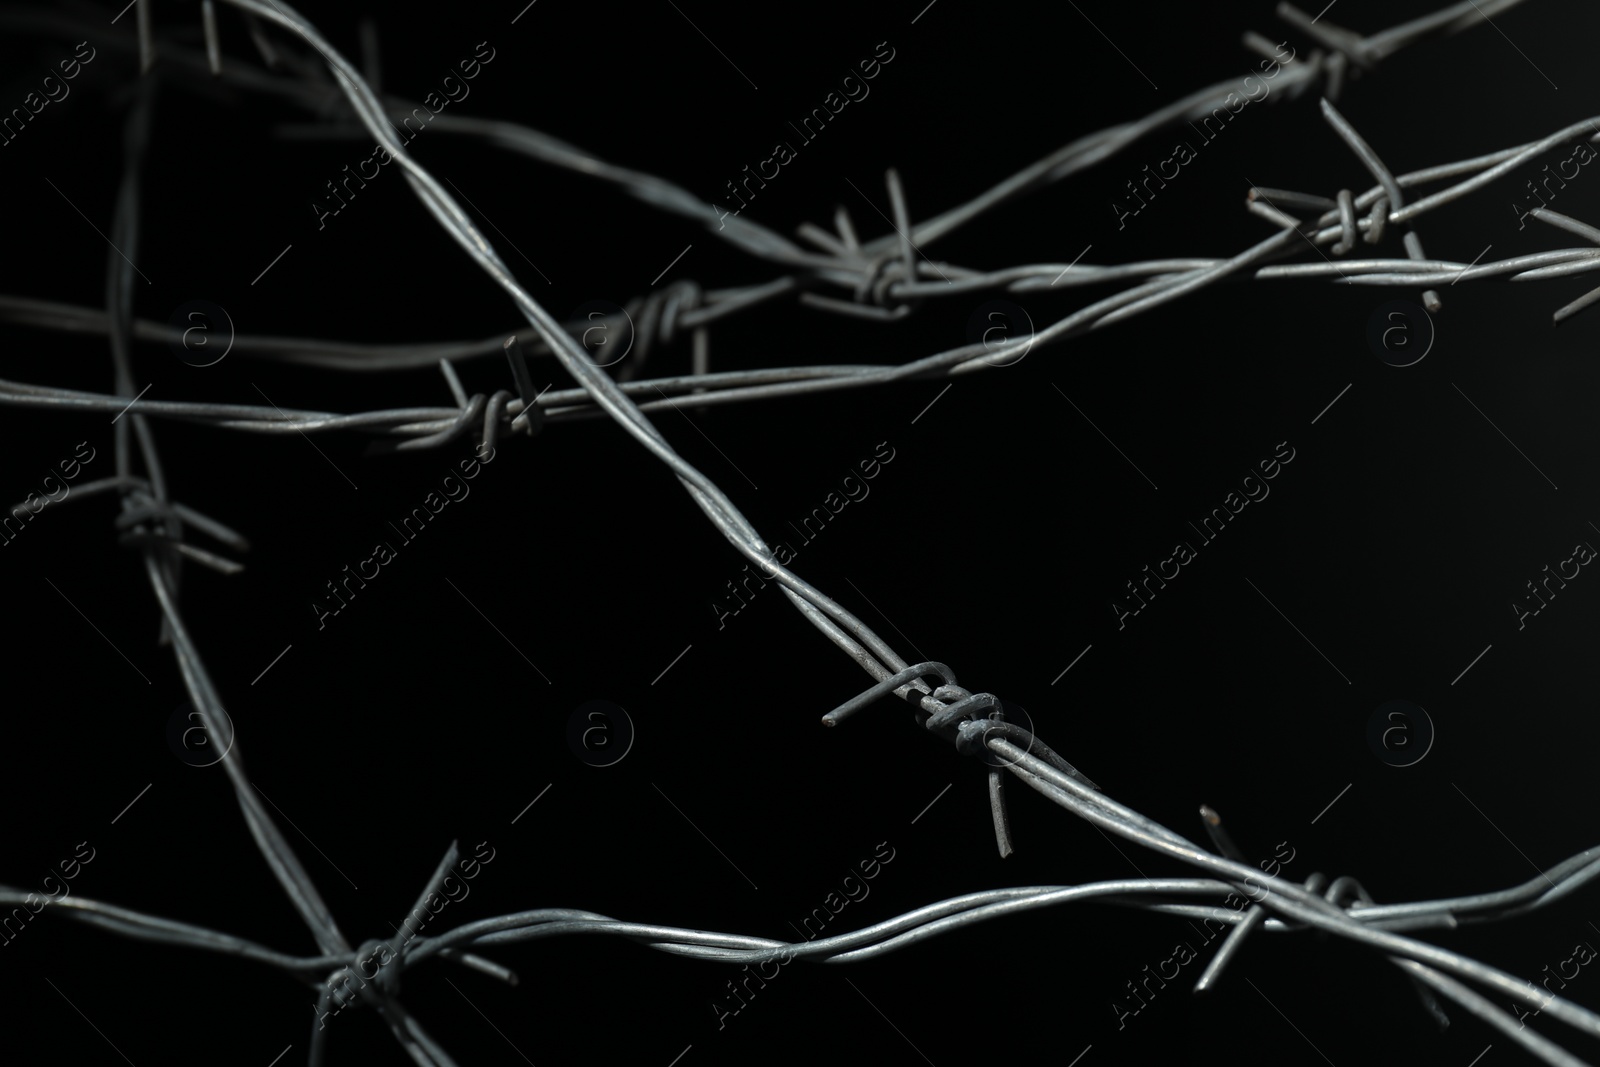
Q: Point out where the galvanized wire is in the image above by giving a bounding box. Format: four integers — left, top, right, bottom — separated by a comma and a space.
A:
5, 0, 1597, 1064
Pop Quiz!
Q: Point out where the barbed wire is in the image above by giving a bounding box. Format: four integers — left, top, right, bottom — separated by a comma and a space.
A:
6, 0, 1597, 1064
8, 104, 1600, 441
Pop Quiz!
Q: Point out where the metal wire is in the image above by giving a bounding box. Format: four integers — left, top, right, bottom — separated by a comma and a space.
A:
6, 0, 1598, 1064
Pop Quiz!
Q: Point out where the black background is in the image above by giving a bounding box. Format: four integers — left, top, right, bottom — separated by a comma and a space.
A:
2, 0, 1600, 1064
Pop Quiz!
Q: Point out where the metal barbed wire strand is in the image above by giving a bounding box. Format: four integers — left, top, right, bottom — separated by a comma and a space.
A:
6, 1, 1593, 1063
93, 40, 469, 1067
980, 736, 1600, 1066
0, 5, 1582, 379
127, 0, 952, 735
10, 849, 1599, 972
103, 73, 188, 639
9, 0, 1591, 894
8, 788, 1600, 1066
1318, 96, 1443, 311
223, 0, 1600, 1035
122, 310, 462, 1067
6, 212, 1600, 443
52, 519, 1600, 1064
0, 0, 1543, 371
101, 59, 346, 965
22, 5, 932, 1058
6, 103, 1600, 437
5, 0, 1584, 871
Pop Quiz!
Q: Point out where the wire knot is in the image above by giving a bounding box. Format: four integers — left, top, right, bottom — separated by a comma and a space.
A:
114, 488, 246, 575
613, 280, 704, 383
853, 252, 919, 314
915, 683, 972, 719
917, 687, 996, 735
359, 937, 406, 997
114, 493, 180, 540
321, 936, 406, 1018
653, 279, 703, 345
